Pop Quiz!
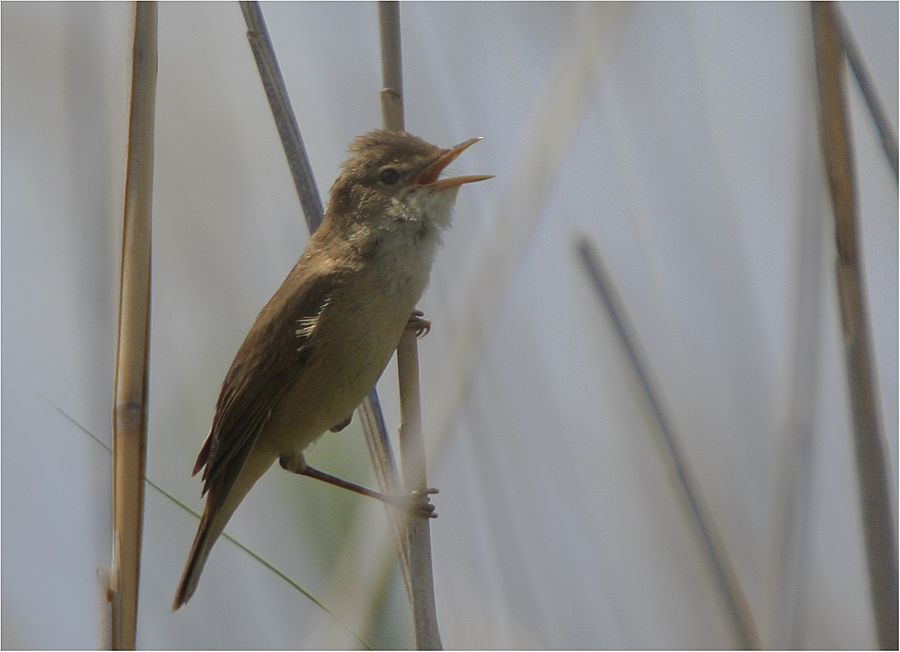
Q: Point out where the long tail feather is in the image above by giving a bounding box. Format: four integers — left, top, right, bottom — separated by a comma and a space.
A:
172, 449, 275, 610
172, 499, 227, 611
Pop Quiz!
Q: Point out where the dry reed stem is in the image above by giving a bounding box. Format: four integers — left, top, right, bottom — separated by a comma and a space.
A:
810, 4, 898, 649
109, 3, 157, 648
378, 2, 443, 648
576, 239, 761, 650
237, 0, 414, 605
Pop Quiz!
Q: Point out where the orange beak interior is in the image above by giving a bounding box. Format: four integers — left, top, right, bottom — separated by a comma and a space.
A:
415, 137, 494, 190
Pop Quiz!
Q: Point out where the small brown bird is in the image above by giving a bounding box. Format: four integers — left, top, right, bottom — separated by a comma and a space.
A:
173, 130, 491, 610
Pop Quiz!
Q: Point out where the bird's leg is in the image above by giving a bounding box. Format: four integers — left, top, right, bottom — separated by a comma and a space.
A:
279, 450, 438, 518
406, 309, 431, 339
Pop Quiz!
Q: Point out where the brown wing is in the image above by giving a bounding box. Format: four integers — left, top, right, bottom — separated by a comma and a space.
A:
193, 256, 340, 498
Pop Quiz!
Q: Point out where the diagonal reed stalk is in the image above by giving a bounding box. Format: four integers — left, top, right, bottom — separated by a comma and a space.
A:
109, 3, 157, 649
237, 0, 415, 613
835, 7, 898, 182
810, 4, 898, 649
575, 238, 761, 649
377, 3, 443, 649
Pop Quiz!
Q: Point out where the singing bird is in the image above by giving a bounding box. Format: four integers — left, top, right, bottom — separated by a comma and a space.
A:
173, 130, 491, 609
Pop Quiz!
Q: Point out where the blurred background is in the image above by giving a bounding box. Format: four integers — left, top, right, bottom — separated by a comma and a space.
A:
2, 1, 896, 648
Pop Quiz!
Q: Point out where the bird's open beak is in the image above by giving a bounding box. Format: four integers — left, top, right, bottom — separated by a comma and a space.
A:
415, 137, 494, 190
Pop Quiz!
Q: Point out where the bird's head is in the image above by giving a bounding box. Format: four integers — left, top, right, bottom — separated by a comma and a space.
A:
326, 130, 492, 232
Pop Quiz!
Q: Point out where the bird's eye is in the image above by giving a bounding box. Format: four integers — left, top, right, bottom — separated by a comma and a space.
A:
379, 167, 400, 185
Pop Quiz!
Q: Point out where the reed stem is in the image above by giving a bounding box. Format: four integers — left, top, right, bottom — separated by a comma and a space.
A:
811, 4, 898, 648
378, 2, 443, 648
109, 3, 157, 648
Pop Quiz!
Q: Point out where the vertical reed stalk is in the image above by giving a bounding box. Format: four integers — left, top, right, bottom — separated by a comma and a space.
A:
811, 4, 898, 648
109, 3, 157, 648
378, 2, 443, 649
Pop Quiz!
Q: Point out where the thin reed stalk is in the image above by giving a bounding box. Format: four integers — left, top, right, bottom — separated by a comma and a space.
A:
109, 3, 157, 649
237, 0, 414, 605
575, 238, 761, 650
378, 2, 443, 648
810, 4, 898, 648
836, 7, 898, 181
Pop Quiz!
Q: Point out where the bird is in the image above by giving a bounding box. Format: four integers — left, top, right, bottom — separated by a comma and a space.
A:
172, 129, 492, 610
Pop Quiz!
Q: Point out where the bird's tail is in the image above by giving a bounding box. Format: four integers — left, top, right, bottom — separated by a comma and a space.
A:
172, 450, 275, 610
172, 496, 229, 611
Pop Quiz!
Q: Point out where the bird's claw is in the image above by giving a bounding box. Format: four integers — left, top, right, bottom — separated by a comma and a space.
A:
406, 310, 431, 339
387, 487, 439, 519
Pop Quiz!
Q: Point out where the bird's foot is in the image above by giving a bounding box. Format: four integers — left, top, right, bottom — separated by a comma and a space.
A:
406, 310, 431, 339
384, 488, 439, 519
